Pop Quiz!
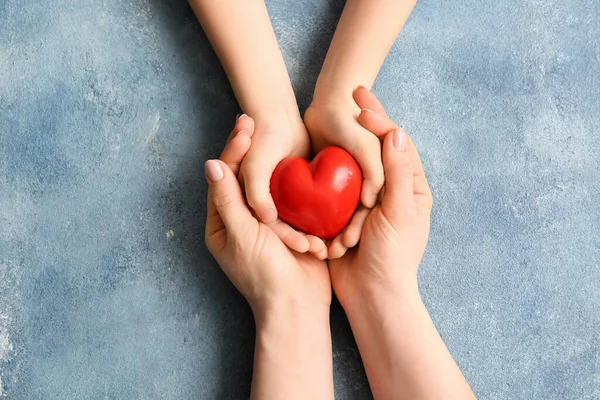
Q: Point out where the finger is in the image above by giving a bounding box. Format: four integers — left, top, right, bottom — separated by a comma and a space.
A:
351, 132, 385, 208
407, 137, 433, 211
267, 219, 310, 253
307, 235, 328, 260
381, 128, 415, 222
358, 113, 431, 203
353, 86, 387, 116
206, 159, 255, 234
236, 114, 255, 138
244, 160, 279, 223
327, 233, 349, 260
221, 131, 252, 176
227, 114, 255, 143
207, 129, 253, 236
342, 206, 370, 248
357, 109, 398, 139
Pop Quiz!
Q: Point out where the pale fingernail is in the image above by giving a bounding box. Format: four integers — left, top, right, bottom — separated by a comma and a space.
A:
235, 129, 247, 137
393, 128, 407, 151
361, 108, 374, 113
205, 160, 224, 182
235, 113, 241, 121
238, 113, 247, 121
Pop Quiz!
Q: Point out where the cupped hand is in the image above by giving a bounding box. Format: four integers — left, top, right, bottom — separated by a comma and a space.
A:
327, 90, 433, 306
237, 115, 327, 258
304, 90, 384, 209
205, 116, 331, 314
304, 88, 384, 258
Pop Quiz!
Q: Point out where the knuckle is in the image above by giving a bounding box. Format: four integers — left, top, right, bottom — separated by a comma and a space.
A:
212, 190, 238, 209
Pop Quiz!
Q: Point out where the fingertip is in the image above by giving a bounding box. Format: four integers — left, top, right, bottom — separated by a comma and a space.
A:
327, 237, 348, 260
362, 190, 378, 209
294, 235, 311, 254
235, 114, 255, 136
361, 180, 383, 208
392, 128, 407, 152
246, 179, 278, 223
342, 228, 360, 249
205, 160, 224, 183
307, 235, 328, 260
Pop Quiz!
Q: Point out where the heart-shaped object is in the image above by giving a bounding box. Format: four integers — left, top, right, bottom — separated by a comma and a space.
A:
270, 146, 362, 239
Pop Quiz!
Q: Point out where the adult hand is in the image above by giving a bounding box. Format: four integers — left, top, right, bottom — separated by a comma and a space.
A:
328, 88, 433, 307
205, 115, 331, 314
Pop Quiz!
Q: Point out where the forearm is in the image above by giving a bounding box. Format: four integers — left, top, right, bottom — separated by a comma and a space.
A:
313, 0, 417, 104
189, 0, 301, 124
343, 281, 475, 400
251, 302, 334, 400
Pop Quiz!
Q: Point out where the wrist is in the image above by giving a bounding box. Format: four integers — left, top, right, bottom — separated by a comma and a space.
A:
253, 299, 332, 362
251, 295, 334, 400
311, 79, 356, 109
339, 274, 421, 318
250, 97, 304, 131
253, 297, 330, 329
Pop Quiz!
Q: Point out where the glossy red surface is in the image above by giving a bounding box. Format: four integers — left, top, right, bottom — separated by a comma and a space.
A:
270, 146, 362, 239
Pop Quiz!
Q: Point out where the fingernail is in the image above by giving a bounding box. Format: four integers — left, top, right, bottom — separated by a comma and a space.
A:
235, 113, 241, 121
205, 160, 224, 182
355, 85, 366, 91
238, 113, 247, 121
393, 128, 407, 151
235, 129, 247, 138
361, 108, 373, 113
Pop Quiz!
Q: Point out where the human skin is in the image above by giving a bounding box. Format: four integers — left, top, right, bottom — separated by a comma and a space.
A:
304, 0, 418, 257
189, 0, 327, 258
329, 88, 476, 400
204, 116, 334, 400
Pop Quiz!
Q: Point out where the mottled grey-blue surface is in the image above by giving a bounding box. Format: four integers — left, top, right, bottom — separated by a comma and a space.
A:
1, 0, 599, 398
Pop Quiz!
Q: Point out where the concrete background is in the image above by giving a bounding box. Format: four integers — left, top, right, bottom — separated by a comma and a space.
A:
1, 0, 599, 398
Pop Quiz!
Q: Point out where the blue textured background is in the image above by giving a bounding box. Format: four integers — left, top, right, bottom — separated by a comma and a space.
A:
1, 0, 599, 398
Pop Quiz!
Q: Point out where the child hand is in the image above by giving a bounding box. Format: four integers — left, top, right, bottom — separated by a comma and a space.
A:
237, 115, 327, 259
205, 116, 331, 316
327, 90, 433, 307
304, 89, 384, 258
304, 91, 384, 210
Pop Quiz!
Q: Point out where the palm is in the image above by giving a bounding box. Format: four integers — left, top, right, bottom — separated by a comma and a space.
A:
250, 223, 331, 305
329, 205, 428, 303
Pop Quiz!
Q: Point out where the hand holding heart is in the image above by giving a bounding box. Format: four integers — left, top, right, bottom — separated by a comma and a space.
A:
328, 89, 433, 307
205, 88, 432, 315
204, 117, 331, 315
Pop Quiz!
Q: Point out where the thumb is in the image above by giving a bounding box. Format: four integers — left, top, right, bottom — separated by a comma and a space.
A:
352, 132, 385, 208
381, 128, 415, 221
243, 160, 278, 223
206, 159, 255, 234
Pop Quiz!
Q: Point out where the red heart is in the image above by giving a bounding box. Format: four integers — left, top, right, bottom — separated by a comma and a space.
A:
270, 146, 362, 239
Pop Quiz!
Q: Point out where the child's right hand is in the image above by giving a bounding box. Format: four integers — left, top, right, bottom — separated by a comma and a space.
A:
328, 90, 433, 307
